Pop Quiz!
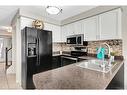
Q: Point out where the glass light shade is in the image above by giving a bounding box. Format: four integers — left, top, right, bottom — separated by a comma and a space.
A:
46, 6, 62, 15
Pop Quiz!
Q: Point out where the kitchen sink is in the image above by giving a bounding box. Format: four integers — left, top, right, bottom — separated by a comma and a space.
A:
76, 59, 116, 73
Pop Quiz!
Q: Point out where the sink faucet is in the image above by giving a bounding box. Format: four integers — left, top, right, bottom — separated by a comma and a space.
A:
101, 42, 111, 58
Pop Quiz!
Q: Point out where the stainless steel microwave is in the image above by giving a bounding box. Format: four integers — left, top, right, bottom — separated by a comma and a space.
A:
66, 34, 84, 45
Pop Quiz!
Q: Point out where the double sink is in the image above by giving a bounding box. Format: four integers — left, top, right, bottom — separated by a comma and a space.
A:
76, 59, 116, 73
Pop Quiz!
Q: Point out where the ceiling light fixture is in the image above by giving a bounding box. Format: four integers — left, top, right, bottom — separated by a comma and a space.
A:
46, 6, 62, 15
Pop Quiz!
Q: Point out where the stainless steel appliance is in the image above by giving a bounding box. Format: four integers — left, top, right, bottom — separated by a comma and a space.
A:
67, 34, 84, 45
21, 27, 52, 89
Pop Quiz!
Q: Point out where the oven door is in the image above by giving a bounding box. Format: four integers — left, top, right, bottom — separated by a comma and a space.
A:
67, 37, 76, 44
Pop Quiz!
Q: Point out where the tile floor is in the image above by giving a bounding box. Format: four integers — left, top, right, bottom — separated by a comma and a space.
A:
0, 63, 22, 89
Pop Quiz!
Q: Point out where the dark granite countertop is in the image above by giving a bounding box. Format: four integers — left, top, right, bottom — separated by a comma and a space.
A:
33, 56, 124, 89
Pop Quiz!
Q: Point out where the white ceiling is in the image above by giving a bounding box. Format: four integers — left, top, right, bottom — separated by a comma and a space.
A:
0, 6, 96, 27
0, 6, 18, 26
20, 6, 96, 21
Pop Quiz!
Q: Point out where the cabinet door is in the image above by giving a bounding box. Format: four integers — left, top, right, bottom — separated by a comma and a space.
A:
52, 56, 61, 69
61, 25, 67, 42
52, 25, 61, 42
61, 24, 74, 42
83, 16, 99, 41
43, 23, 52, 31
66, 23, 75, 36
73, 20, 83, 35
44, 23, 61, 42
99, 9, 121, 40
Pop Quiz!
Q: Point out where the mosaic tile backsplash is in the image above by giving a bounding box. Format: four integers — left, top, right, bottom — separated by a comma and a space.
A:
53, 39, 122, 56
87, 40, 122, 56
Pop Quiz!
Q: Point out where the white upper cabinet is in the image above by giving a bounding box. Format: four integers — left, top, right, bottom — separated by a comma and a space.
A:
73, 20, 83, 34
66, 23, 75, 36
61, 23, 75, 42
99, 8, 121, 40
44, 23, 52, 31
83, 16, 99, 41
44, 23, 61, 42
61, 25, 68, 42
52, 25, 61, 42
55, 8, 121, 42
61, 20, 84, 42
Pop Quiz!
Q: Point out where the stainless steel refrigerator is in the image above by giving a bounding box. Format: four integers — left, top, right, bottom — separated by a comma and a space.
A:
21, 27, 52, 89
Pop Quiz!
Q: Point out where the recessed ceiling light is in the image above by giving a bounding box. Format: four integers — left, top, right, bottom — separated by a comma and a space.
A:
46, 6, 62, 15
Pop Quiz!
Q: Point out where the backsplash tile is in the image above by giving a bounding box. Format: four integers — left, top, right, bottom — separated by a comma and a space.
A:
87, 40, 122, 56
53, 42, 75, 52
53, 43, 62, 52
53, 39, 122, 56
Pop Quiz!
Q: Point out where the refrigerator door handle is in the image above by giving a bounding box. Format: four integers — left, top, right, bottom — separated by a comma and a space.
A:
37, 38, 40, 65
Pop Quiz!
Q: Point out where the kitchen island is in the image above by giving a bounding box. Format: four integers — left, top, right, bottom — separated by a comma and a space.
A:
33, 56, 124, 89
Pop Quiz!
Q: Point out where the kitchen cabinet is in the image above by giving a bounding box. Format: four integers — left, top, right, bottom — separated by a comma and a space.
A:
52, 25, 61, 42
82, 8, 121, 41
44, 23, 52, 31
61, 25, 67, 42
61, 8, 121, 42
83, 16, 99, 41
99, 8, 122, 40
65, 20, 83, 35
61, 24, 73, 42
61, 20, 83, 42
52, 56, 61, 69
44, 23, 61, 42
73, 20, 83, 34
66, 23, 75, 36
107, 64, 124, 89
